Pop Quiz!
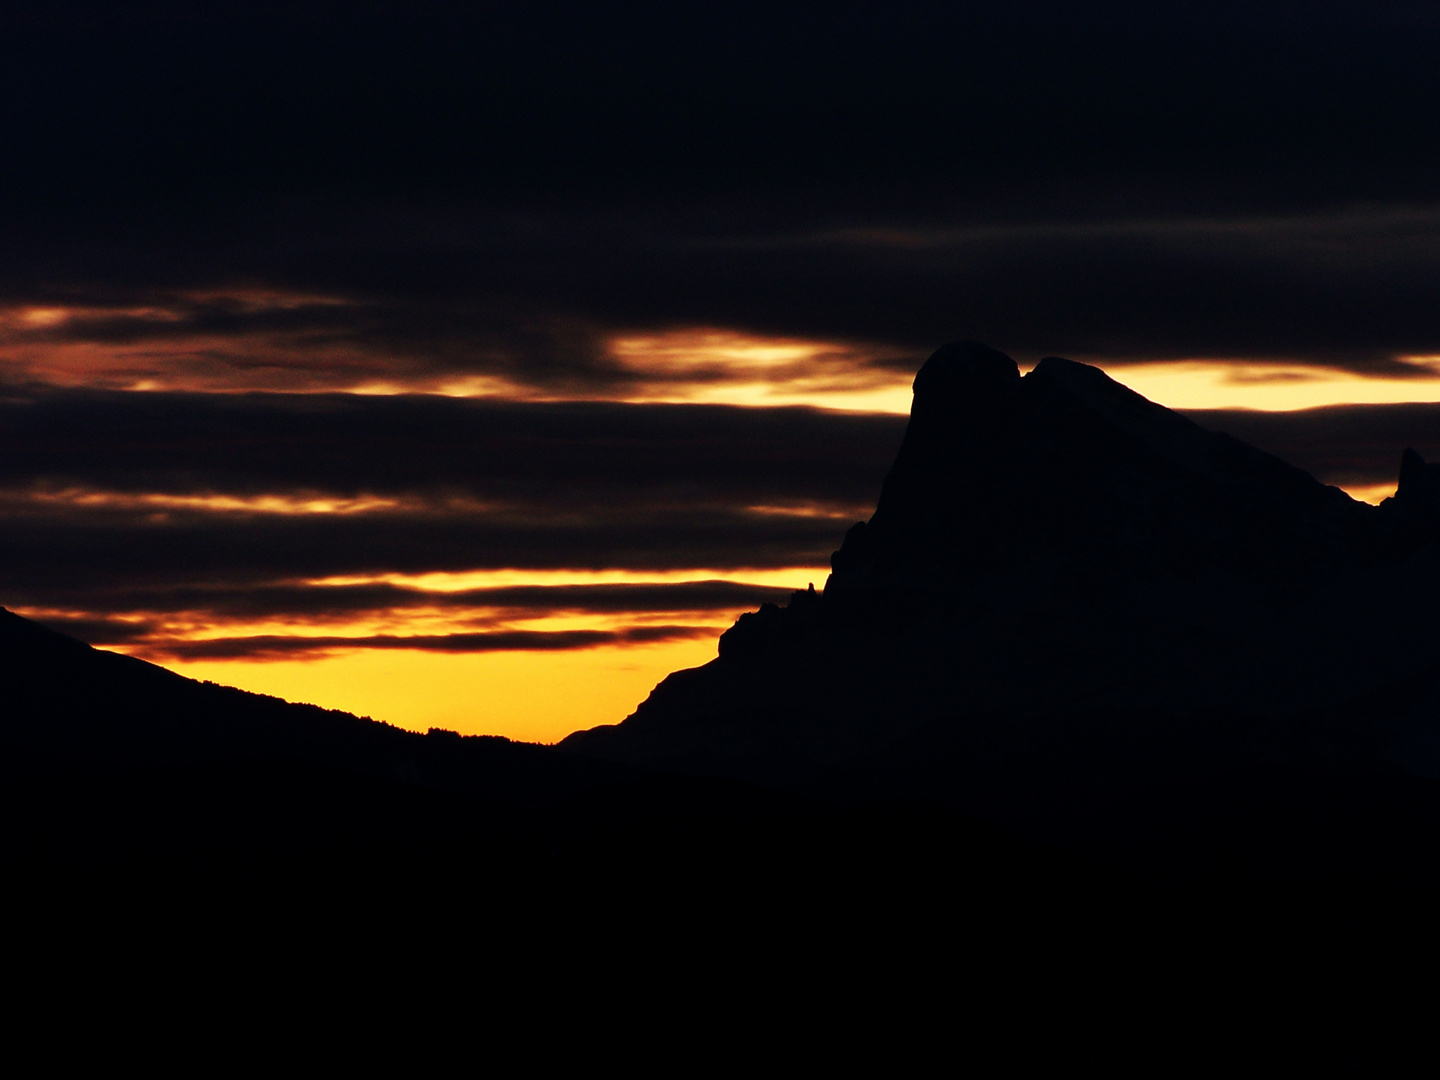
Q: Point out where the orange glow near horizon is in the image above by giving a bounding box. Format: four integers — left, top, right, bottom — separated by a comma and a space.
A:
1340, 482, 1398, 505
14, 565, 832, 742
93, 572, 826, 743
1095, 357, 1440, 412
160, 635, 728, 744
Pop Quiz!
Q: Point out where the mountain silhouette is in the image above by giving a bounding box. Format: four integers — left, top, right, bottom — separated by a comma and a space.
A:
7, 345, 1440, 1065
0, 603, 625, 805
5, 599, 1143, 1067
563, 343, 1440, 852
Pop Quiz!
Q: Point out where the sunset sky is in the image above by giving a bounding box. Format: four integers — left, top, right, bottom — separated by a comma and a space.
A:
4, 3, 1440, 741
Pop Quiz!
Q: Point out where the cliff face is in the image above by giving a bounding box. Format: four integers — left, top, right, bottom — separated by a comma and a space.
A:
562, 344, 1440, 821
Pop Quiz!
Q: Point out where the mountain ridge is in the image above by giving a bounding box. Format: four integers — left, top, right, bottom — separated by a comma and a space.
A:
561, 343, 1440, 841
6, 345, 1440, 1061
0, 604, 626, 806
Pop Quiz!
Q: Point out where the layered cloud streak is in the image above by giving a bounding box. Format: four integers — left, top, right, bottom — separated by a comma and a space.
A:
9, 206, 1440, 403
0, 391, 893, 661
6, 5, 1440, 736
3, 388, 1436, 665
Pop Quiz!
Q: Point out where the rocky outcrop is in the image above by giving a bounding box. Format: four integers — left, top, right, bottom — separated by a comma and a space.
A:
830, 342, 1367, 604
1382, 446, 1440, 544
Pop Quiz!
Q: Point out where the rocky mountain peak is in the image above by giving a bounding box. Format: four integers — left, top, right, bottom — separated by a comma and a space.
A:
1383, 446, 1440, 545
564, 344, 1440, 801
1396, 447, 1440, 511
833, 343, 1366, 601
908, 340, 1020, 427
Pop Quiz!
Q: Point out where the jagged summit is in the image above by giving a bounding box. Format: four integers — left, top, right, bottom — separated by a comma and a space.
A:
563, 344, 1440, 817
1391, 446, 1440, 530
832, 343, 1365, 604
906, 340, 1020, 423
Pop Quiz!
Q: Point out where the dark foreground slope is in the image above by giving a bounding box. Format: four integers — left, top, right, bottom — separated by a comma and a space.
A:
0, 604, 625, 805
3, 604, 1180, 1066
16, 618, 1300, 1070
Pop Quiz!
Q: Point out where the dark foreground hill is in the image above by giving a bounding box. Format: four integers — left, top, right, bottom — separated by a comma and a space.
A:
7, 345, 1440, 1065
0, 604, 628, 805
0, 602, 1182, 1064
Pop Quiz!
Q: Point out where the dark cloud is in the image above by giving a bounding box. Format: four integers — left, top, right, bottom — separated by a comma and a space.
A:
8, 205, 1440, 389
17, 581, 802, 630
134, 624, 717, 661
0, 511, 847, 594
0, 390, 903, 504
3, 6, 1440, 386
0, 393, 898, 592
7, 3, 1440, 215
23, 616, 160, 647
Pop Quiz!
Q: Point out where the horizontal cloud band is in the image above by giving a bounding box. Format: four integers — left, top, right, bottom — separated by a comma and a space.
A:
24, 580, 802, 635
2, 391, 1436, 661
130, 624, 718, 661
0, 393, 1433, 596
3, 388, 1433, 494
